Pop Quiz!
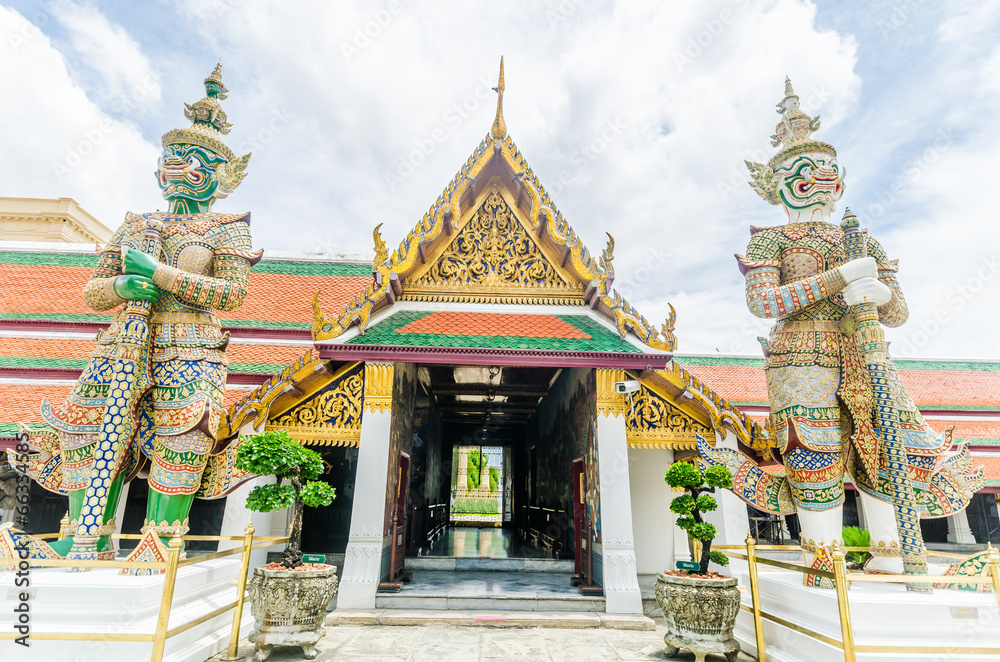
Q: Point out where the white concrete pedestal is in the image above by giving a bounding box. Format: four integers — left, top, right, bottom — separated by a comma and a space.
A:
0, 558, 252, 662
735, 571, 1000, 661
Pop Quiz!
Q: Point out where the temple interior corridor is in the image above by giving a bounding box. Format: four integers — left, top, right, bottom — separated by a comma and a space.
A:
419, 526, 545, 559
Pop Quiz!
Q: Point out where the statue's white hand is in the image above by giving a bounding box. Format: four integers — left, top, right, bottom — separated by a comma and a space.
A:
842, 277, 892, 306
839, 256, 877, 283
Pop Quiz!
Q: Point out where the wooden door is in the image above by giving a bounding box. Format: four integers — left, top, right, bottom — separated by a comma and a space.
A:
571, 458, 587, 585
390, 453, 410, 581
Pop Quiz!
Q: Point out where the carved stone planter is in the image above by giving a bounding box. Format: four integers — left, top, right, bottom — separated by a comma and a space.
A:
246, 565, 339, 661
654, 572, 741, 662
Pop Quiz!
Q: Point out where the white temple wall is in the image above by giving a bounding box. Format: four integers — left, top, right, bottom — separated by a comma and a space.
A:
627, 446, 675, 575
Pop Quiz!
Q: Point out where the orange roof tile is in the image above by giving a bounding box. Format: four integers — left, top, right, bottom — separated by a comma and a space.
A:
0, 337, 94, 359
676, 361, 1000, 411
395, 312, 591, 339
0, 263, 371, 327
973, 455, 1000, 484
0, 336, 308, 373
0, 383, 73, 424
0, 383, 256, 427
925, 419, 1000, 440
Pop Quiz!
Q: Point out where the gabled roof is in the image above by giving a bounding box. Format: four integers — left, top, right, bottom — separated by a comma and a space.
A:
312, 62, 677, 360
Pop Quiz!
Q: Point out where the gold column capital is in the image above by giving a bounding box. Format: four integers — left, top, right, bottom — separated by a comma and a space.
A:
363, 362, 394, 413
596, 368, 627, 418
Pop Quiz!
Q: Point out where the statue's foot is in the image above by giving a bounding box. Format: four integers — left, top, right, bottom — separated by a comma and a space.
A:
0, 523, 62, 564
50, 533, 115, 557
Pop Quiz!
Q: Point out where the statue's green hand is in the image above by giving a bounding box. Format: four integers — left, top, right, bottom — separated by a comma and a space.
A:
113, 275, 161, 302
122, 248, 159, 279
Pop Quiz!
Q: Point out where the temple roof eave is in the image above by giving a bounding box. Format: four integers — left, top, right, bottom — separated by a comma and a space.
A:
314, 343, 671, 370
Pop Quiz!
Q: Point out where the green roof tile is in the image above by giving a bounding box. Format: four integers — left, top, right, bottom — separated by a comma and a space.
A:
346, 311, 640, 353
0, 251, 370, 277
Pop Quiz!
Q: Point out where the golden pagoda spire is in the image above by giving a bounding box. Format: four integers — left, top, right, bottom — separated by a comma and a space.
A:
490, 56, 507, 139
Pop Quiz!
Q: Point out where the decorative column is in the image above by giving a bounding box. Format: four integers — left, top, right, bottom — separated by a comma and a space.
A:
338, 363, 394, 610
595, 369, 643, 614
947, 509, 977, 545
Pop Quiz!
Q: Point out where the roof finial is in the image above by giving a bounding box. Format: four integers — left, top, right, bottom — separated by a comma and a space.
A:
490, 56, 507, 140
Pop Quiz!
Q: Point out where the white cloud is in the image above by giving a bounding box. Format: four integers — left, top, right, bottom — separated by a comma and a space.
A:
0, 6, 161, 227
168, 0, 863, 348
2, 0, 997, 359
48, 0, 162, 113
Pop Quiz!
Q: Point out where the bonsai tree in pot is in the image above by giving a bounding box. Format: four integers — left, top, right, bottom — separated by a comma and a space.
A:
667, 461, 732, 575
656, 460, 741, 662
236, 429, 338, 661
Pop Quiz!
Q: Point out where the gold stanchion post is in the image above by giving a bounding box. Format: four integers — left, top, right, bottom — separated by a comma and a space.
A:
987, 544, 1000, 618
151, 533, 184, 662
745, 533, 767, 662
221, 522, 256, 661
831, 542, 857, 662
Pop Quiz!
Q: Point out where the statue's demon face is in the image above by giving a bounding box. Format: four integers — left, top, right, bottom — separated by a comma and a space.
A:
156, 143, 226, 206
774, 152, 844, 212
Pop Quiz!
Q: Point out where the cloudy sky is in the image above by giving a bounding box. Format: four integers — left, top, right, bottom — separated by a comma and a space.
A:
2, 0, 999, 359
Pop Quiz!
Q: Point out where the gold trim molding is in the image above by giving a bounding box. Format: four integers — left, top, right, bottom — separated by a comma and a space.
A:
596, 368, 626, 417
266, 364, 364, 446
364, 363, 394, 413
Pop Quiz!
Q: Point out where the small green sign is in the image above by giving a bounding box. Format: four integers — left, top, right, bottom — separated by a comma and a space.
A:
676, 560, 701, 571
302, 554, 326, 563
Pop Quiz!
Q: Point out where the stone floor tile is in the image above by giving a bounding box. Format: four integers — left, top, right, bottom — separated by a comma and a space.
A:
335, 625, 425, 656
416, 625, 483, 643
410, 641, 482, 662
479, 629, 551, 660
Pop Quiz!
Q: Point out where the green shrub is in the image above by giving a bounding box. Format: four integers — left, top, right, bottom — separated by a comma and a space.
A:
665, 461, 733, 575
236, 429, 335, 568
842, 526, 872, 567
450, 496, 499, 515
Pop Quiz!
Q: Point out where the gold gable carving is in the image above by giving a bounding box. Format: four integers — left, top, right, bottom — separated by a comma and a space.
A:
402, 187, 585, 305
626, 384, 712, 450
266, 364, 364, 446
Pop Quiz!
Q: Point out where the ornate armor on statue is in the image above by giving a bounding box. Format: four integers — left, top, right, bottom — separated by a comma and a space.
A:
700, 79, 983, 588
2, 64, 260, 567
